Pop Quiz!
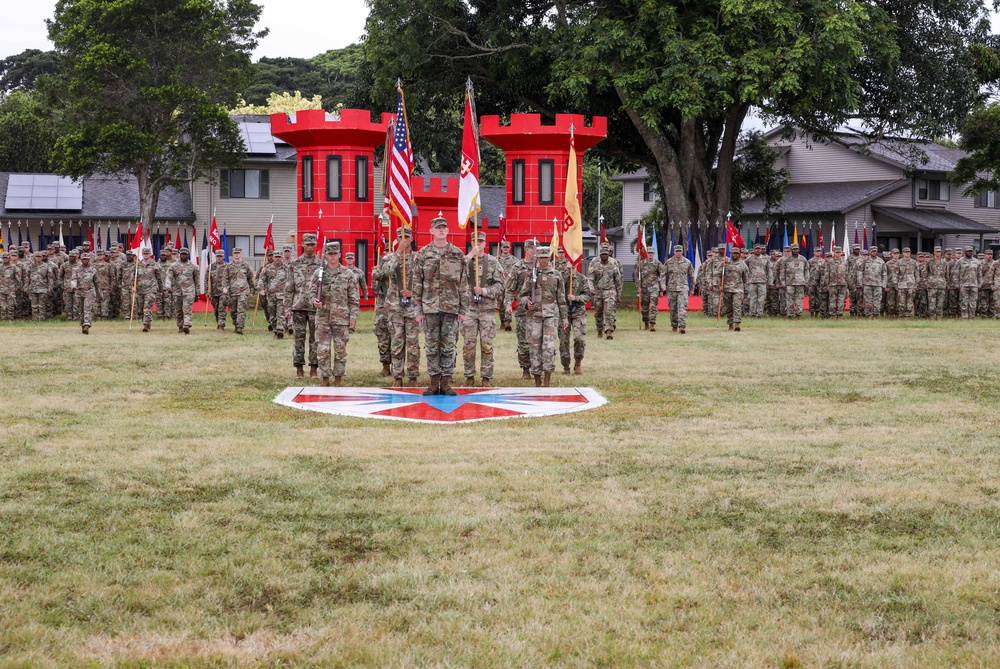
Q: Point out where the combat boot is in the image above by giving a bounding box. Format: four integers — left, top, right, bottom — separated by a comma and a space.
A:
521, 368, 531, 380
465, 376, 476, 387
734, 325, 741, 332
380, 363, 391, 377
142, 323, 150, 332
440, 376, 457, 396
295, 364, 304, 379
543, 372, 551, 387
728, 323, 734, 331
183, 326, 190, 335
392, 377, 403, 388
649, 325, 656, 332
334, 377, 342, 387
606, 334, 613, 340
217, 324, 224, 330
672, 326, 678, 332
422, 376, 440, 396
235, 327, 243, 335
321, 377, 330, 387
563, 365, 571, 375
481, 378, 492, 388
82, 325, 89, 335
178, 326, 184, 334
679, 328, 686, 334
643, 322, 649, 330
309, 365, 318, 378
534, 374, 542, 387
574, 361, 582, 375
408, 377, 418, 388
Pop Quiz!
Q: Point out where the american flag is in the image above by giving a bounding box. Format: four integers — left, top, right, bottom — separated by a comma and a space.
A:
387, 83, 414, 230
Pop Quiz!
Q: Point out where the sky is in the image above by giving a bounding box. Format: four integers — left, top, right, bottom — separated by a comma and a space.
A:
0, 0, 371, 60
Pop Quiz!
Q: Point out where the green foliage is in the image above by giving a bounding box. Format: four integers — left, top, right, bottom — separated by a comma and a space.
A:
242, 45, 364, 111
731, 131, 789, 218
45, 0, 266, 223
0, 49, 61, 94
233, 91, 324, 114
951, 102, 1000, 196
0, 91, 59, 172
582, 161, 623, 231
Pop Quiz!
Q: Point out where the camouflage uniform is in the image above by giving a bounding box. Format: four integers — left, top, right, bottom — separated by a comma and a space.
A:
765, 252, 781, 315
284, 236, 322, 375
119, 253, 138, 319
926, 249, 947, 318
590, 243, 622, 338
634, 255, 664, 329
310, 242, 360, 383
978, 254, 994, 318
663, 249, 695, 331
0, 253, 21, 319
722, 254, 749, 328
109, 248, 125, 318
884, 251, 900, 317
895, 250, 918, 318
382, 236, 421, 383
221, 251, 255, 333
496, 243, 520, 331
915, 253, 929, 317
16, 248, 31, 319
26, 253, 55, 320
778, 247, 810, 317
134, 250, 162, 328
518, 247, 567, 385
72, 254, 100, 332
209, 252, 228, 328
808, 253, 823, 317
858, 251, 887, 317
257, 250, 288, 337
157, 249, 175, 320
846, 246, 863, 316
463, 237, 503, 384
824, 249, 849, 317
706, 247, 730, 318
505, 243, 535, 377
412, 226, 469, 389
344, 253, 370, 300
61, 252, 80, 320
812, 253, 829, 318
991, 255, 1000, 318
560, 267, 592, 373
946, 251, 960, 317
745, 248, 770, 318
954, 249, 982, 319
95, 252, 114, 318
370, 249, 393, 371
166, 250, 199, 331
698, 251, 715, 315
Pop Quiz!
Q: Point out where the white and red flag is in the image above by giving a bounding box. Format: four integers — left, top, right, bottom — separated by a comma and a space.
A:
209, 213, 221, 251
457, 80, 480, 229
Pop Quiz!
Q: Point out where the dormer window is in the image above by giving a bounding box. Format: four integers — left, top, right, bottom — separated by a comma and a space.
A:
916, 178, 949, 202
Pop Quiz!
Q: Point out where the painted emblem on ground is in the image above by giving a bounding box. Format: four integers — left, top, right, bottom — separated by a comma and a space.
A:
273, 386, 608, 424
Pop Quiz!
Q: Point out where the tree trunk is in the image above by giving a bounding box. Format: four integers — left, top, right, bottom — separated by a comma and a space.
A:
712, 104, 750, 224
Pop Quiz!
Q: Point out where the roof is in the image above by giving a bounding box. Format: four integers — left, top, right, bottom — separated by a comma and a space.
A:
479, 185, 506, 225
610, 168, 649, 182
742, 179, 908, 216
0, 173, 194, 221
873, 206, 997, 234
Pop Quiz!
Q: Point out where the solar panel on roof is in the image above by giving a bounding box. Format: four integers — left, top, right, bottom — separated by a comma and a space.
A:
238, 121, 276, 155
4, 174, 82, 211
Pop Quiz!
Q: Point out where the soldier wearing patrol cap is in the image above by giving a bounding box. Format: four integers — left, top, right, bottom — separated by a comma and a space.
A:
221, 247, 254, 334
847, 243, 863, 316
634, 240, 665, 331
496, 239, 519, 331
778, 243, 810, 318
257, 249, 288, 338
343, 250, 370, 301
858, 246, 886, 318
380, 226, 421, 387
824, 246, 849, 317
73, 252, 100, 334
462, 230, 503, 387
60, 249, 80, 321
134, 247, 162, 331
505, 238, 536, 379
119, 249, 136, 319
94, 248, 114, 319
0, 252, 21, 320
26, 251, 55, 320
745, 244, 770, 318
412, 214, 469, 396
209, 248, 228, 328
590, 241, 622, 339
157, 246, 174, 320
285, 233, 322, 378
517, 244, 567, 387
663, 244, 694, 332
369, 238, 395, 377
978, 249, 994, 318
310, 240, 359, 387
896, 247, 918, 318
955, 245, 982, 319
166, 248, 198, 334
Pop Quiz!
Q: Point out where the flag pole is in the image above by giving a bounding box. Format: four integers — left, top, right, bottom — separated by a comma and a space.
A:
129, 252, 139, 331
637, 225, 643, 328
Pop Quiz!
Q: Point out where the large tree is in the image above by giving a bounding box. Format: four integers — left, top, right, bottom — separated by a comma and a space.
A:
45, 0, 266, 226
0, 49, 61, 94
361, 0, 995, 228
0, 91, 60, 173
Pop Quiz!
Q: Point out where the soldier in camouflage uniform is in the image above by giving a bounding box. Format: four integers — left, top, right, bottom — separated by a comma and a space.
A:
824, 247, 848, 318
663, 244, 694, 332
344, 251, 370, 301
505, 239, 536, 379
560, 260, 592, 375
72, 252, 100, 334
166, 248, 198, 334
257, 249, 288, 339
779, 244, 810, 318
133, 247, 162, 331
847, 244, 863, 316
978, 250, 994, 318
721, 249, 749, 330
285, 233, 322, 379
119, 250, 137, 319
914, 251, 929, 317
945, 249, 960, 317
95, 249, 114, 319
744, 244, 770, 318
222, 247, 255, 334
382, 228, 421, 387
370, 244, 393, 375
857, 247, 887, 318
807, 249, 823, 318
109, 245, 124, 319
634, 250, 665, 331
765, 250, 781, 315
27, 252, 55, 320
517, 245, 568, 387
706, 245, 730, 318
698, 248, 714, 315
60, 250, 80, 321
590, 242, 622, 339
309, 241, 359, 387
955, 246, 982, 319
0, 252, 21, 320
157, 247, 175, 320
496, 240, 520, 331
991, 252, 1000, 318
209, 249, 228, 328
884, 249, 900, 317
462, 231, 503, 387
413, 215, 469, 396
895, 248, 918, 318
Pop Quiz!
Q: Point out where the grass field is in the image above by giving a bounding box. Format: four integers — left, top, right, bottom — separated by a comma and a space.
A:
2, 310, 1000, 668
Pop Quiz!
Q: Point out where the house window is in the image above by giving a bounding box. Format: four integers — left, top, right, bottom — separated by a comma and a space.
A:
230, 235, 251, 258
253, 235, 270, 256
539, 160, 554, 204
643, 182, 652, 202
356, 156, 369, 202
917, 178, 949, 202
220, 169, 270, 199
326, 156, 342, 201
512, 241, 524, 259
975, 191, 999, 208
302, 156, 314, 201
512, 160, 525, 204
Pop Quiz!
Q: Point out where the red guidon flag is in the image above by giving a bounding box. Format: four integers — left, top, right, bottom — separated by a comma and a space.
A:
457, 80, 480, 230
209, 214, 221, 251
263, 217, 274, 253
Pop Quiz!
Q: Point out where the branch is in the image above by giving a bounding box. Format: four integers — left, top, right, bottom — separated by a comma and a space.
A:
421, 11, 534, 56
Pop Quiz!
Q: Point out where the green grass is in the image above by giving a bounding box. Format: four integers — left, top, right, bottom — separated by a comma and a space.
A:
2, 311, 1000, 667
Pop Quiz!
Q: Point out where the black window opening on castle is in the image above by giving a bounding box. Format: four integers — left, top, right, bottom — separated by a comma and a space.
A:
512, 160, 525, 205
355, 239, 369, 281
539, 160, 554, 205
327, 156, 342, 201
221, 169, 270, 199
356, 156, 369, 202
302, 156, 314, 201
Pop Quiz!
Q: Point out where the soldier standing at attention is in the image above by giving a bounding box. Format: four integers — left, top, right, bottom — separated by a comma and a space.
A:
884, 248, 900, 317
698, 248, 714, 315
808, 248, 823, 317
978, 249, 994, 318
895, 248, 918, 318
560, 259, 593, 375
462, 231, 503, 387
858, 246, 887, 318
745, 244, 770, 318
663, 244, 694, 333
846, 244, 863, 316
344, 251, 370, 301
310, 241, 359, 388
285, 233, 322, 379
157, 246, 175, 321
383, 228, 421, 388
496, 240, 520, 331
0, 252, 20, 320
370, 245, 393, 375
119, 250, 136, 319
925, 247, 947, 319
27, 252, 55, 321
634, 247, 665, 331
221, 247, 254, 334
824, 247, 849, 318
518, 245, 567, 387
813, 249, 830, 318
109, 245, 124, 319
765, 250, 781, 315
505, 239, 536, 379
945, 248, 959, 317
209, 249, 228, 329
412, 215, 469, 397
166, 248, 198, 334
955, 246, 982, 320
94, 249, 113, 319
590, 242, 622, 340
61, 250, 80, 321
133, 247, 162, 331
257, 249, 288, 339
722, 249, 749, 331
779, 243, 810, 318
72, 252, 100, 334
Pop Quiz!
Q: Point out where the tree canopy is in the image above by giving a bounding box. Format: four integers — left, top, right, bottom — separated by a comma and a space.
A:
242, 44, 365, 110
0, 91, 59, 173
45, 0, 266, 225
361, 0, 996, 230
0, 49, 61, 95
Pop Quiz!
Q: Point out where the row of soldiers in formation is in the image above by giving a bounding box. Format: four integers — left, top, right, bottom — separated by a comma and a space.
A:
631, 242, 999, 329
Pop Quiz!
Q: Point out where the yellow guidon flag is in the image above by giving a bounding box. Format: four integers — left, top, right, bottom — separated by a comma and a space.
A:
562, 131, 583, 266
550, 217, 560, 257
